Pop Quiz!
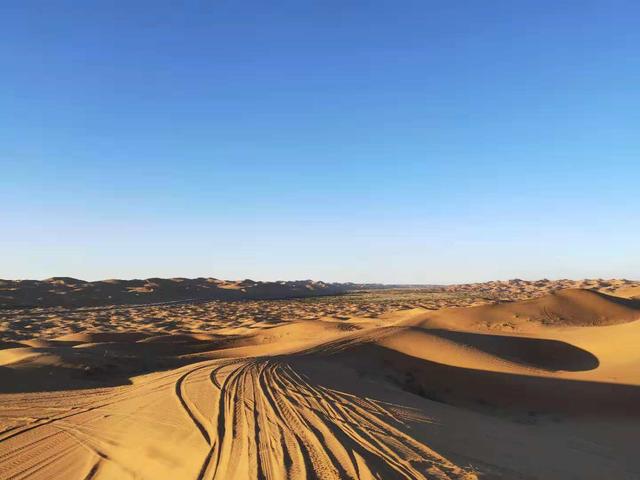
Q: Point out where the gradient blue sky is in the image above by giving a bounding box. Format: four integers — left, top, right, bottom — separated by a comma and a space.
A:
2, 1, 639, 283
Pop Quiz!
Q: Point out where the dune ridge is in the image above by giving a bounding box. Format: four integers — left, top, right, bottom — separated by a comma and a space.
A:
443, 277, 640, 301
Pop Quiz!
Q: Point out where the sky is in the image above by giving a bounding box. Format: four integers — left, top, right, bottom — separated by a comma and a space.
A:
1, 1, 639, 283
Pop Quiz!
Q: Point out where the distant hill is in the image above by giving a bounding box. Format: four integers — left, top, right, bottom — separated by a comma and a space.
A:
0, 277, 438, 308
0, 278, 339, 308
2, 275, 637, 309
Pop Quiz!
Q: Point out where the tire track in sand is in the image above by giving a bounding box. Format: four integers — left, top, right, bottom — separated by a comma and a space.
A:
183, 358, 476, 480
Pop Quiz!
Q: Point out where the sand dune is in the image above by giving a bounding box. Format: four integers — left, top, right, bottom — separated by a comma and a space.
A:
443, 277, 640, 301
1, 286, 640, 479
417, 288, 640, 331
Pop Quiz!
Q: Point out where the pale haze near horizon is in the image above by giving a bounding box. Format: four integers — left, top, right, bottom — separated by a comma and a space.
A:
2, 2, 639, 284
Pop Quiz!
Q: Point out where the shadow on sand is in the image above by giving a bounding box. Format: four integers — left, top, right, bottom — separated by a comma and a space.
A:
426, 328, 599, 371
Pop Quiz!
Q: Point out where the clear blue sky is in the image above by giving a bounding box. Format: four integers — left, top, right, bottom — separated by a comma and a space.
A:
2, 1, 639, 283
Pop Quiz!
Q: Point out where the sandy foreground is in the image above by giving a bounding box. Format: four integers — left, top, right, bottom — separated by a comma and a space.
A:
1, 284, 640, 479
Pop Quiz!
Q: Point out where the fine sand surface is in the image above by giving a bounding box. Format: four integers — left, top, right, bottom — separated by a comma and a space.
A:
1, 288, 640, 479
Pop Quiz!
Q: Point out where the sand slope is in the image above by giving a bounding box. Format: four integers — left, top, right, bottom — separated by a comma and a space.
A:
416, 288, 640, 330
1, 288, 640, 479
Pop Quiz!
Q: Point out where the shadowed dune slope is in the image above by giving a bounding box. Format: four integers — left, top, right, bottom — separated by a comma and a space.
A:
332, 339, 639, 416
381, 327, 599, 372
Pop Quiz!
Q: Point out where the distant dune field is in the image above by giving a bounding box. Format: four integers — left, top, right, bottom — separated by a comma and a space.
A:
1, 279, 639, 479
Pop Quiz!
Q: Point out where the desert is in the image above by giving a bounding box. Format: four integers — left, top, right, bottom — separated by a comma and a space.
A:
1, 278, 639, 479
5, 2, 639, 478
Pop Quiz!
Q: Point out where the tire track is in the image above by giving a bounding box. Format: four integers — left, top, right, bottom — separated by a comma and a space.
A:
174, 363, 215, 445
182, 358, 476, 480
2, 352, 476, 479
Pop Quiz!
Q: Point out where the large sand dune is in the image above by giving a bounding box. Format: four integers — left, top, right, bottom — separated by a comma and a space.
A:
1, 286, 639, 479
